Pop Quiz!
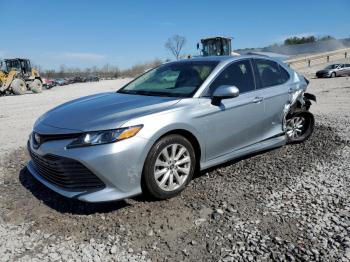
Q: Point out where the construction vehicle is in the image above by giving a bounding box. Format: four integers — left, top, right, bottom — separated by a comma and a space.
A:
0, 58, 43, 95
197, 36, 240, 57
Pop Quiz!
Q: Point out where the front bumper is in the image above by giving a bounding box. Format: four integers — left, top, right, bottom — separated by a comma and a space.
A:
27, 134, 151, 202
316, 72, 330, 78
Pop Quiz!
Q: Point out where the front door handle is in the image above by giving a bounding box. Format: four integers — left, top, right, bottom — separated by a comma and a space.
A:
252, 97, 264, 103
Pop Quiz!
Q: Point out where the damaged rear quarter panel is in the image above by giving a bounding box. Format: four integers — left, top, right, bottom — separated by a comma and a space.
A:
282, 73, 316, 131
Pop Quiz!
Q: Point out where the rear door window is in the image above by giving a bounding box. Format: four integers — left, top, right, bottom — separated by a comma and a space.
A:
207, 59, 255, 95
254, 59, 290, 88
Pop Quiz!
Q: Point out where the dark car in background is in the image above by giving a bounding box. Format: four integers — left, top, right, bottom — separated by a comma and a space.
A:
72, 76, 85, 83
316, 64, 350, 78
85, 75, 99, 82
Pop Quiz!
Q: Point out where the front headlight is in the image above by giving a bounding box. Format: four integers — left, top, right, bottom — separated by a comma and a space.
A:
66, 125, 143, 149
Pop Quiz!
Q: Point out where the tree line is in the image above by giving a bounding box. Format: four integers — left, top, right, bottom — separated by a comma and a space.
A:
284, 35, 335, 45
40, 59, 164, 79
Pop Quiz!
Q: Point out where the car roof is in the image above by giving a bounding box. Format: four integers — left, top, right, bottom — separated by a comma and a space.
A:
175, 55, 284, 64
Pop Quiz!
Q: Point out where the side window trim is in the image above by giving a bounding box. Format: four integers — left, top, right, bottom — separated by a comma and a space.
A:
201, 58, 257, 97
252, 59, 262, 90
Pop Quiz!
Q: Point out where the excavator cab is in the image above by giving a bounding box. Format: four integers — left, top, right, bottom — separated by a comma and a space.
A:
198, 37, 233, 56
4, 59, 32, 76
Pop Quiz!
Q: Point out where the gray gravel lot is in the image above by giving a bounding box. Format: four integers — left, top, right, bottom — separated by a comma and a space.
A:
0, 68, 349, 261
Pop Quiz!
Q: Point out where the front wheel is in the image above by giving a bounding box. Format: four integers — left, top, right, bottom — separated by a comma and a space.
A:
286, 111, 314, 143
142, 134, 196, 200
330, 72, 336, 78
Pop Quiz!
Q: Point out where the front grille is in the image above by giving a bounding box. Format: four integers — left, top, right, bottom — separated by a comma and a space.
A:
316, 72, 328, 77
37, 133, 81, 143
29, 148, 105, 190
32, 132, 81, 149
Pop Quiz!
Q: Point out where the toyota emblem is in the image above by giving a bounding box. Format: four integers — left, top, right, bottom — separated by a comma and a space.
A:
34, 133, 41, 144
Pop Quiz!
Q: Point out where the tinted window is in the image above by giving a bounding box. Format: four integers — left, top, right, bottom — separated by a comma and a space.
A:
208, 59, 255, 95
254, 59, 290, 88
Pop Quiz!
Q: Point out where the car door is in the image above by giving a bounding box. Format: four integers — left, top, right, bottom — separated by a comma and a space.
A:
334, 64, 344, 76
252, 58, 293, 138
195, 59, 266, 161
339, 64, 350, 76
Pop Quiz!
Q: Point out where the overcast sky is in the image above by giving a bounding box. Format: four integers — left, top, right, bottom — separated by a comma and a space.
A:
1, 0, 349, 70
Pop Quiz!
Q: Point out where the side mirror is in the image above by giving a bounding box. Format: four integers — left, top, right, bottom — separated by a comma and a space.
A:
196, 43, 200, 50
211, 85, 239, 105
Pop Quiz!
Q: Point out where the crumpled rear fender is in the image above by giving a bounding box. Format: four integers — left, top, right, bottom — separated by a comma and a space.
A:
282, 77, 316, 131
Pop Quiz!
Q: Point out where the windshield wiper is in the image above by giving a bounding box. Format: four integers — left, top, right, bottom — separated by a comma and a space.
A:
118, 90, 173, 97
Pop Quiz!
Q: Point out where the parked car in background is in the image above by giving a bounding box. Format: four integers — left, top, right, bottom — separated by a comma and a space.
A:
65, 78, 75, 85
27, 56, 315, 202
72, 76, 85, 83
55, 78, 67, 86
85, 75, 99, 82
316, 64, 350, 78
42, 78, 57, 89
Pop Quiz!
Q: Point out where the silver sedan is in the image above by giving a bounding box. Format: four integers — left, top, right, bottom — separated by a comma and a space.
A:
316, 63, 350, 78
27, 55, 315, 202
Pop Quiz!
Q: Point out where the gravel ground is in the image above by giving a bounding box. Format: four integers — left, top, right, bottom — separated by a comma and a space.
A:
0, 68, 349, 261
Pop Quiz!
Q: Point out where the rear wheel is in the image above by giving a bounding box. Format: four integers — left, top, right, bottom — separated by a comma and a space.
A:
142, 134, 196, 200
29, 79, 43, 93
11, 78, 27, 95
286, 111, 314, 143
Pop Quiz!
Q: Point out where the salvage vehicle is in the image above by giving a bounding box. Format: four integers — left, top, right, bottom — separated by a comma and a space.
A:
85, 75, 99, 82
42, 78, 57, 89
27, 56, 315, 202
316, 63, 350, 78
55, 78, 67, 86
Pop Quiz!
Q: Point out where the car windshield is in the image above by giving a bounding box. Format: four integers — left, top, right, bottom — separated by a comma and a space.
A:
325, 64, 340, 69
118, 61, 219, 97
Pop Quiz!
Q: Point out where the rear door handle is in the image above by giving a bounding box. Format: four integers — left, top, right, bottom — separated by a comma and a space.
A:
252, 97, 264, 103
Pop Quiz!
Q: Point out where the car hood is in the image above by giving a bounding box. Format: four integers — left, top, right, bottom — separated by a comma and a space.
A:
35, 92, 180, 133
317, 69, 330, 73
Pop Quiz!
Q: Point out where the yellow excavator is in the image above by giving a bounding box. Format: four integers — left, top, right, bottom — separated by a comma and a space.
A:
0, 58, 42, 95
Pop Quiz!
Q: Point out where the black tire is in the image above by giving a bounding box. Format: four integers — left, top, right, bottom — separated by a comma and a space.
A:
286, 111, 314, 144
142, 134, 196, 200
330, 72, 336, 78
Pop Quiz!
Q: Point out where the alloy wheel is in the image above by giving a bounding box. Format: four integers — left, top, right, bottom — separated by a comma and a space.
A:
286, 116, 305, 139
154, 143, 191, 191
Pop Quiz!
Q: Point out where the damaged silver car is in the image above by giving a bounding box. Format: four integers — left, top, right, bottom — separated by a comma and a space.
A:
27, 56, 315, 202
